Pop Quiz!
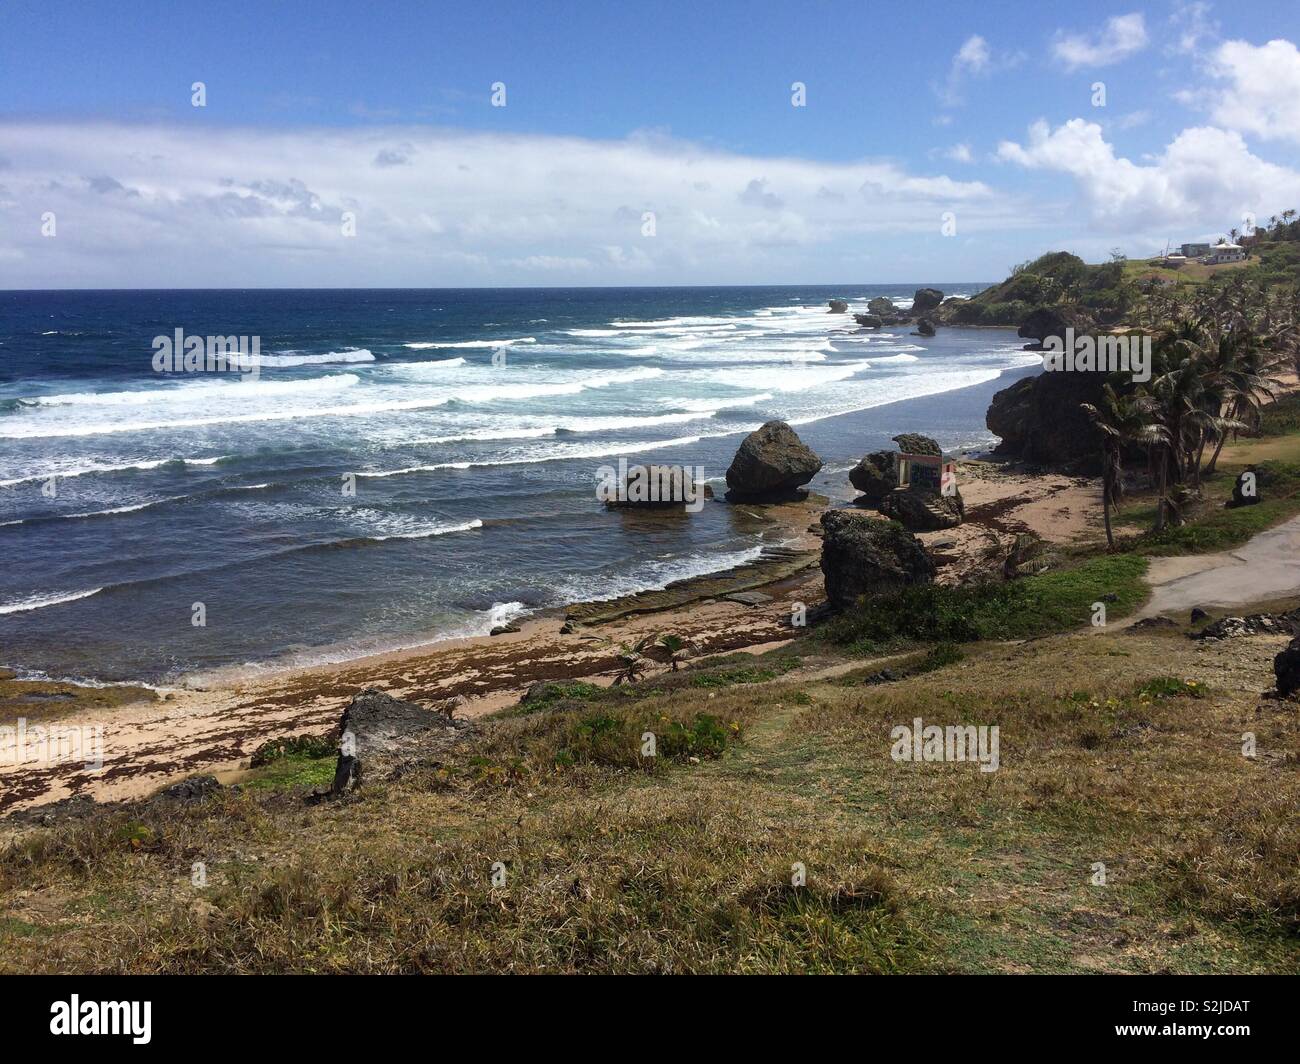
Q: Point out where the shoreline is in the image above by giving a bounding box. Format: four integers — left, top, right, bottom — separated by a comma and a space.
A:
0, 455, 1103, 815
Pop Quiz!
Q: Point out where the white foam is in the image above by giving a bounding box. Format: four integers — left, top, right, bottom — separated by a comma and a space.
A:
256, 349, 375, 367
0, 587, 103, 615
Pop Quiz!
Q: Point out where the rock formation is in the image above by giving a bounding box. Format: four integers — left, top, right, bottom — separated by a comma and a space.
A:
909, 288, 944, 319
849, 450, 896, 502
602, 464, 712, 509
986, 370, 1105, 469
725, 421, 822, 499
819, 511, 935, 610
914, 318, 936, 337
867, 296, 895, 317
853, 313, 883, 328
328, 688, 469, 795
828, 299, 848, 313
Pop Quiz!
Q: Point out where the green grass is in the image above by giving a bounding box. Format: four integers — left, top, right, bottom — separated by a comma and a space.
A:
818, 554, 1148, 654
1260, 392, 1300, 437
240, 752, 337, 793
1133, 461, 1300, 556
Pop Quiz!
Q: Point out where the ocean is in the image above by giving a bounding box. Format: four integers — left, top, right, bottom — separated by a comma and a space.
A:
0, 285, 1041, 685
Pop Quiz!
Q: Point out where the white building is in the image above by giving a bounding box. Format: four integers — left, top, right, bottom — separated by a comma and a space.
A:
1203, 241, 1246, 264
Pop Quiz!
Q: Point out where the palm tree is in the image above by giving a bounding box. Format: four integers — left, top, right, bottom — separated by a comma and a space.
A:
613, 634, 658, 685
656, 634, 690, 672
1082, 384, 1165, 548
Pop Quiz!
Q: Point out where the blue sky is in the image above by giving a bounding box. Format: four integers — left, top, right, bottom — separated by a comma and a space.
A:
2, 0, 1299, 287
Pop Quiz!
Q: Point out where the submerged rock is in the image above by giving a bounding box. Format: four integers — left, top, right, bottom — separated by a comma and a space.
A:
819, 511, 935, 610
725, 421, 822, 499
853, 313, 884, 328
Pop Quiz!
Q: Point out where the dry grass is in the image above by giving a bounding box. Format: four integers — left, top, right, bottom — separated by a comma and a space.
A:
2, 613, 1296, 973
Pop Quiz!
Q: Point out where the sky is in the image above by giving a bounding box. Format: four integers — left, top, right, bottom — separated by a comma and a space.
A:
1, 0, 1299, 287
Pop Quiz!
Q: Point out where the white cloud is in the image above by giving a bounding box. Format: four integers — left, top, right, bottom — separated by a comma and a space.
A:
1203, 38, 1300, 143
955, 35, 991, 75
998, 118, 1300, 230
1167, 1, 1219, 56
0, 122, 1009, 287
1052, 13, 1149, 71
945, 144, 974, 163
935, 35, 1022, 107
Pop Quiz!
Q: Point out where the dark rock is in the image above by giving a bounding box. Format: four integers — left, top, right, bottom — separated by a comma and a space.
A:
328, 687, 465, 795
1229, 467, 1260, 508
986, 370, 1105, 469
909, 288, 944, 318
849, 450, 896, 501
914, 318, 936, 337
853, 313, 884, 328
1190, 607, 1209, 624
878, 489, 962, 532
828, 299, 848, 313
891, 433, 942, 456
489, 624, 521, 636
867, 296, 895, 317
1128, 615, 1178, 631
1275, 638, 1300, 697
725, 421, 822, 499
160, 775, 221, 801
1017, 305, 1086, 349
862, 668, 898, 685
602, 464, 711, 509
819, 511, 935, 610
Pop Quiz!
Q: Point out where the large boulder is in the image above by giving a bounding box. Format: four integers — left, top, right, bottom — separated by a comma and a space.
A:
601, 464, 711, 509
986, 371, 1105, 469
892, 433, 942, 456
867, 296, 895, 317
819, 511, 935, 610
329, 688, 467, 794
914, 318, 936, 337
1275, 638, 1300, 697
828, 299, 848, 313
909, 288, 944, 319
853, 313, 884, 328
849, 450, 896, 501
725, 421, 822, 499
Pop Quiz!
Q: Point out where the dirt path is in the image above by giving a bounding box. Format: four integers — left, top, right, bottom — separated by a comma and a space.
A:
1137, 514, 1300, 618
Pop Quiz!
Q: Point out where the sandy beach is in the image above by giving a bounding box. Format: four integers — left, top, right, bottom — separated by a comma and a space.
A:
0, 457, 1103, 814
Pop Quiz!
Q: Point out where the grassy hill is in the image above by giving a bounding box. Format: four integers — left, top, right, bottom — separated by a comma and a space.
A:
2, 430, 1298, 973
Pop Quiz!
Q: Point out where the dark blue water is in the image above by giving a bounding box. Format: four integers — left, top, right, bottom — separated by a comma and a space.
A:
0, 285, 1036, 684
